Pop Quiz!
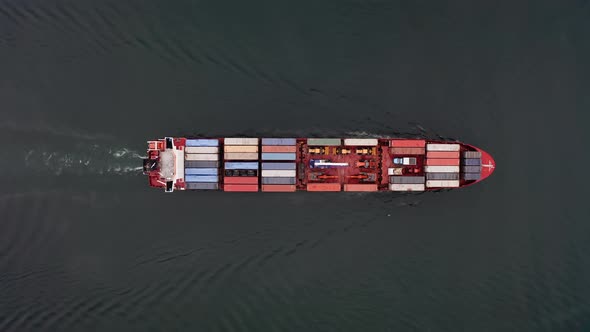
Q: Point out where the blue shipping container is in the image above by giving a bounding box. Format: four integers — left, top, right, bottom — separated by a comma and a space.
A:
463, 158, 481, 166
185, 183, 219, 190
185, 168, 218, 175
261, 138, 297, 146
261, 153, 296, 161
261, 162, 297, 170
463, 173, 481, 180
185, 175, 218, 183
185, 139, 219, 147
224, 162, 259, 170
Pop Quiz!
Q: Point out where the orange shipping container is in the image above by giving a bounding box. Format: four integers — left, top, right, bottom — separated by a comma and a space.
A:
307, 183, 341, 192
261, 145, 297, 153
343, 184, 378, 192
425, 158, 460, 166
390, 147, 426, 155
426, 151, 460, 158
262, 184, 297, 192
389, 140, 426, 147
224, 177, 258, 185
223, 184, 258, 192
223, 152, 258, 160
224, 145, 258, 153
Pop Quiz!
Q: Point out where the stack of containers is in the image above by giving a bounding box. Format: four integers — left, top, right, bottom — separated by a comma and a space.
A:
343, 138, 379, 192
389, 139, 426, 155
388, 170, 425, 191
223, 138, 259, 192
261, 138, 297, 192
184, 139, 220, 190
388, 139, 425, 191
425, 143, 460, 188
461, 151, 482, 181
306, 138, 342, 192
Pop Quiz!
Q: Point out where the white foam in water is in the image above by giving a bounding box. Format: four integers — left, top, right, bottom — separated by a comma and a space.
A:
21, 143, 144, 176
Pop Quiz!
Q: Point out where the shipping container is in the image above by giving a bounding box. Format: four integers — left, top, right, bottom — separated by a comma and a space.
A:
223, 138, 259, 145
261, 177, 296, 185
426, 151, 460, 158
185, 153, 218, 161
224, 145, 259, 153
224, 177, 258, 185
307, 138, 341, 146
426, 143, 460, 151
426, 180, 460, 188
343, 184, 378, 192
462, 173, 481, 181
223, 184, 258, 192
261, 184, 297, 192
389, 140, 426, 147
224, 162, 259, 170
307, 183, 341, 191
185, 183, 219, 190
261, 153, 297, 161
185, 146, 219, 154
261, 145, 297, 153
261, 162, 297, 170
389, 147, 426, 155
424, 165, 460, 173
426, 158, 460, 166
261, 138, 297, 145
185, 161, 219, 168
185, 175, 219, 183
387, 168, 404, 175
462, 158, 481, 166
184, 168, 218, 175
426, 173, 460, 180
389, 183, 425, 191
223, 152, 258, 160
261, 170, 297, 177
462, 165, 482, 173
389, 176, 425, 184
343, 138, 378, 146
225, 169, 258, 177
462, 151, 482, 158
185, 139, 219, 147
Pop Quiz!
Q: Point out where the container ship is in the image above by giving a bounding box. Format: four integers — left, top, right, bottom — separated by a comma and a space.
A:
142, 137, 495, 192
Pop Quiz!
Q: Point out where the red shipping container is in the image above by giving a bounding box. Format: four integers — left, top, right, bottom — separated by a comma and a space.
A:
223, 184, 259, 192
224, 177, 258, 185
343, 184, 378, 192
389, 139, 426, 147
425, 158, 460, 166
426, 151, 460, 159
262, 184, 296, 192
390, 147, 426, 155
307, 183, 341, 192
262, 145, 297, 153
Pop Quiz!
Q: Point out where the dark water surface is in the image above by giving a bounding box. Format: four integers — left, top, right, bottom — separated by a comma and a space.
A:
1, 0, 590, 331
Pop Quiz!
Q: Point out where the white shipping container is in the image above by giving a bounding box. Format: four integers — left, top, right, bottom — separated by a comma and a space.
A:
224, 137, 259, 145
426, 143, 460, 151
261, 170, 297, 177
344, 138, 378, 146
224, 152, 258, 160
426, 180, 460, 188
424, 166, 460, 173
185, 153, 218, 161
185, 146, 219, 154
389, 184, 425, 191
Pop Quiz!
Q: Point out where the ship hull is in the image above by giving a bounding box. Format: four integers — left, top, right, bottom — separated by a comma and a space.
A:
143, 137, 495, 192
